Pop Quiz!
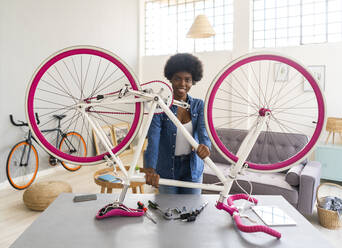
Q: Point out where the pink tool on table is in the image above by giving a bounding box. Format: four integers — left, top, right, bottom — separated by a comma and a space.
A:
96, 202, 144, 219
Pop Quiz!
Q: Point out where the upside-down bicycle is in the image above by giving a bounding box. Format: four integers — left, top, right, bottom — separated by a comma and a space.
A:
24, 46, 326, 238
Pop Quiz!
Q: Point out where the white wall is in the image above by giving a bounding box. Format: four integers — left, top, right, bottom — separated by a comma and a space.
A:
140, 51, 233, 100
140, 0, 342, 143
0, 0, 140, 184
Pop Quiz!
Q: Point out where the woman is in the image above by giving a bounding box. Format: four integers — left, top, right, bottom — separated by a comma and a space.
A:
143, 53, 211, 194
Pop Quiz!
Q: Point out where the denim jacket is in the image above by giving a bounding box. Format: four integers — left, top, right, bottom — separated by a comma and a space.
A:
144, 95, 211, 180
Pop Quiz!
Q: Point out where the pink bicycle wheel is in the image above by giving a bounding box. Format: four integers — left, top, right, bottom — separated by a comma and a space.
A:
205, 53, 326, 171
25, 46, 143, 165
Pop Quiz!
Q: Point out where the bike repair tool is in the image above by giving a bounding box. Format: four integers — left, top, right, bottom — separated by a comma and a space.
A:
96, 201, 144, 219
174, 201, 209, 222
194, 201, 209, 216
137, 201, 157, 224
73, 194, 97, 202
148, 200, 173, 220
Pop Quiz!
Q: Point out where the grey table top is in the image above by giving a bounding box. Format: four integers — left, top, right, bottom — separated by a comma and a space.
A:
11, 193, 333, 248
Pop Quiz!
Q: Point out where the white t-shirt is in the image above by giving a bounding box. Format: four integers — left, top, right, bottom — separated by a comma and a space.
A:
174, 121, 193, 156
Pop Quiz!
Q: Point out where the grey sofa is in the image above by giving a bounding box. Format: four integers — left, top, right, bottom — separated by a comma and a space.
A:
203, 128, 321, 216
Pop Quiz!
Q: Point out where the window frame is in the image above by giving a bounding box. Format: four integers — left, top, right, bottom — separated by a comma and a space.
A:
144, 0, 234, 56
252, 0, 342, 48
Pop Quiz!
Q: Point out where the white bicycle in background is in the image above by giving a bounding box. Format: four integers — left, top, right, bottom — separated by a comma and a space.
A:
25, 46, 326, 239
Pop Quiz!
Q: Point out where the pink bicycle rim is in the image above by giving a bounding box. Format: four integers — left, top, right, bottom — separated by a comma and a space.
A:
27, 48, 141, 163
140, 80, 174, 115
207, 54, 325, 171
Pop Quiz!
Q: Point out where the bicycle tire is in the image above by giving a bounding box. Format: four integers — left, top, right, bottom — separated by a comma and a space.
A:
205, 52, 326, 171
59, 132, 87, 171
6, 141, 39, 190
25, 45, 143, 165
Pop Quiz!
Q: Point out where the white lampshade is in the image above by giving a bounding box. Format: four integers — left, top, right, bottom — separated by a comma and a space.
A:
186, 14, 215, 38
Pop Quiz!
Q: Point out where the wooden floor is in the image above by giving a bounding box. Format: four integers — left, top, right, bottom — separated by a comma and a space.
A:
1, 157, 341, 248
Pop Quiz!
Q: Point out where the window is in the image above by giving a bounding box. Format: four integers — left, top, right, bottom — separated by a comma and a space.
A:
253, 0, 342, 48
145, 0, 233, 55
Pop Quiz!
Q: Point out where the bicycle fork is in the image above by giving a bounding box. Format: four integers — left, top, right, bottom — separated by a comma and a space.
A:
218, 113, 271, 204
20, 132, 33, 167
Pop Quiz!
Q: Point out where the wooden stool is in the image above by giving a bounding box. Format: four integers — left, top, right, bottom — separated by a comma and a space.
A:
23, 181, 72, 211
94, 166, 144, 194
325, 117, 342, 144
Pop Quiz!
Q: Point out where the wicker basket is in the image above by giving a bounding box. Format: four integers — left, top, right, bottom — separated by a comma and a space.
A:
316, 182, 342, 229
23, 181, 72, 211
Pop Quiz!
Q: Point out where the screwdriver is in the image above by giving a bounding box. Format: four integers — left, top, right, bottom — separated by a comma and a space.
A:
137, 201, 157, 224
194, 201, 208, 216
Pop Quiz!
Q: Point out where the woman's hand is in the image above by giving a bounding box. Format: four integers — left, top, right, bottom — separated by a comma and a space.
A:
140, 167, 160, 188
196, 144, 210, 159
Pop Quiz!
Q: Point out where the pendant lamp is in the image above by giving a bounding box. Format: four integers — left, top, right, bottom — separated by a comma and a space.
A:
186, 14, 215, 38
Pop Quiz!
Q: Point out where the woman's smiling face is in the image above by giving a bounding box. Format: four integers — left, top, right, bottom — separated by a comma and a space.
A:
170, 71, 193, 101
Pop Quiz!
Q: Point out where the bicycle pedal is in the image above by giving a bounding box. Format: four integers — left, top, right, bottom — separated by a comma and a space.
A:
49, 156, 58, 166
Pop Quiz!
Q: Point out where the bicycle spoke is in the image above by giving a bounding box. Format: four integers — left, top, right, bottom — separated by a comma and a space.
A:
270, 116, 309, 144
88, 61, 111, 97
41, 78, 75, 98
90, 108, 129, 126
271, 117, 302, 148
81, 55, 92, 99
38, 108, 75, 127
269, 77, 303, 108
23, 46, 151, 164
89, 58, 102, 98
272, 110, 316, 119
80, 113, 93, 149
92, 74, 127, 98
263, 61, 272, 108
249, 62, 268, 107
229, 73, 260, 110
35, 97, 73, 108
53, 65, 78, 103
240, 65, 264, 107
218, 87, 259, 111
63, 59, 82, 95
272, 96, 316, 113
269, 69, 302, 108
37, 88, 76, 100
205, 53, 324, 171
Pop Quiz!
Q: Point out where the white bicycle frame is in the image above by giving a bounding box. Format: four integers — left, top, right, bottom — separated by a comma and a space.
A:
77, 86, 271, 203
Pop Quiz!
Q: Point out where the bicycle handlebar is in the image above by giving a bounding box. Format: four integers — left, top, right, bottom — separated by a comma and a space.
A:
9, 113, 40, 127
233, 215, 281, 238
10, 114, 27, 126
216, 194, 281, 239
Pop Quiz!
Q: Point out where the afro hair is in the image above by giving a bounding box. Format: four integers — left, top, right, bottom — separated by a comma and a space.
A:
164, 53, 203, 84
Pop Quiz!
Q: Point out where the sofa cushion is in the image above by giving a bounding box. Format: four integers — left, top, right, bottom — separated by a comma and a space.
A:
285, 164, 304, 186
203, 163, 229, 184
210, 128, 308, 166
203, 162, 299, 205
231, 170, 299, 205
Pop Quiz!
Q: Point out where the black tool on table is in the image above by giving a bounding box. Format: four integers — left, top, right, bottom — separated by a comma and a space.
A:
148, 200, 173, 220
148, 200, 208, 222
73, 194, 97, 202
174, 201, 209, 222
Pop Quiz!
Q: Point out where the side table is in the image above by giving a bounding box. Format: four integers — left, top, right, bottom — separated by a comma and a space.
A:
94, 166, 145, 193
